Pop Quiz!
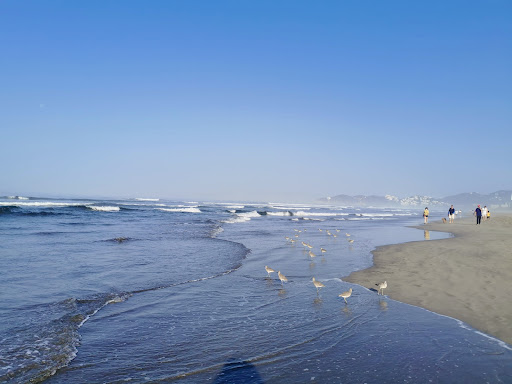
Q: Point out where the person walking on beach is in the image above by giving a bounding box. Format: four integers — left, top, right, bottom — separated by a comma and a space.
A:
482, 206, 488, 221
423, 207, 429, 224
487, 210, 491, 220
448, 205, 455, 224
475, 205, 482, 225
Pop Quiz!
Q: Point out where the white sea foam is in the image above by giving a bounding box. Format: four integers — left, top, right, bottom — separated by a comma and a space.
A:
222, 210, 261, 223
209, 226, 224, 237
269, 205, 311, 210
294, 211, 349, 217
359, 213, 394, 217
87, 206, 120, 212
225, 205, 245, 209
0, 201, 83, 207
239, 211, 261, 218
135, 198, 160, 201
158, 207, 202, 213
266, 211, 293, 216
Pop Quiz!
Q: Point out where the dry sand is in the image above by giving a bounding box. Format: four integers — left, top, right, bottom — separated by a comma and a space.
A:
344, 213, 512, 345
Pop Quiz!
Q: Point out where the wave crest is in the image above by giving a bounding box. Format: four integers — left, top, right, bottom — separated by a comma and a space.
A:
158, 207, 202, 213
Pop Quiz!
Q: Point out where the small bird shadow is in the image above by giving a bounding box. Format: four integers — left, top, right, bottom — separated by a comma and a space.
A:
368, 288, 379, 294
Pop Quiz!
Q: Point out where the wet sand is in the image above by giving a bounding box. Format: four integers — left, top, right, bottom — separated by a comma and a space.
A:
344, 213, 512, 344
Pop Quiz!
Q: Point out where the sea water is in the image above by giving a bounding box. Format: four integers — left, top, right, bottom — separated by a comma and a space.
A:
0, 197, 510, 383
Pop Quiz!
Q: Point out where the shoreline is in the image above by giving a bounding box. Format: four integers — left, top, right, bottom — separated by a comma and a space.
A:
344, 213, 512, 345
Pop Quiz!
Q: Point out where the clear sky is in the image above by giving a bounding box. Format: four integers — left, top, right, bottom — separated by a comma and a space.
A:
1, 1, 511, 202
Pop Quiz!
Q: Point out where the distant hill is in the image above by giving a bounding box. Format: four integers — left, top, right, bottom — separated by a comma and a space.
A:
318, 190, 512, 210
442, 190, 512, 209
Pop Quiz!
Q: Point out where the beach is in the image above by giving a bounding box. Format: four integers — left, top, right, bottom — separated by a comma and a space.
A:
344, 213, 512, 345
3, 198, 512, 383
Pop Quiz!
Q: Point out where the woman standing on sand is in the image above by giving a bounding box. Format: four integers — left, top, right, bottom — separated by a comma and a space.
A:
423, 207, 429, 224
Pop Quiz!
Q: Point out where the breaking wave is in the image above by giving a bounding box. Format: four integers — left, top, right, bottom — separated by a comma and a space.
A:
86, 206, 120, 212
158, 207, 202, 213
0, 293, 131, 384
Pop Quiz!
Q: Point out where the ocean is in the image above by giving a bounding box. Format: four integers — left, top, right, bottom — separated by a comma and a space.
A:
1, 196, 511, 383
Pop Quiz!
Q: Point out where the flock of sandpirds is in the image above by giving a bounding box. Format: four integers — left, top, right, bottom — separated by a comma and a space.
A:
265, 228, 387, 304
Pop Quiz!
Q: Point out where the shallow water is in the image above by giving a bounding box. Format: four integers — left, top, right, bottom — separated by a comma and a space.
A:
1, 198, 510, 383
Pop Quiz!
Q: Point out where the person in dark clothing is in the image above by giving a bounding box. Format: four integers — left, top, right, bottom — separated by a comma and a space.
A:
448, 205, 455, 223
475, 205, 482, 225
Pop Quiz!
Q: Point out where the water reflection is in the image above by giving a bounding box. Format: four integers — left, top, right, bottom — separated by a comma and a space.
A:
313, 297, 323, 307
340, 305, 353, 317
379, 299, 388, 311
424, 230, 430, 240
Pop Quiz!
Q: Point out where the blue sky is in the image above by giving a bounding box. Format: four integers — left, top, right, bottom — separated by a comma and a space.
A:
1, 1, 511, 202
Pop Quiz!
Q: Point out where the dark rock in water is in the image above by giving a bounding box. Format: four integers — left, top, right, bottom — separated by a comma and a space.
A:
113, 237, 130, 243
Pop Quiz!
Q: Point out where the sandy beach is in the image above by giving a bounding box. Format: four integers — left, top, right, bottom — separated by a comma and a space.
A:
344, 213, 512, 345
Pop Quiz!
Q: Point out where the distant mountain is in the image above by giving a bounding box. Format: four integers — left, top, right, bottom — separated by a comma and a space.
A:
442, 190, 512, 209
318, 190, 512, 210
318, 194, 446, 208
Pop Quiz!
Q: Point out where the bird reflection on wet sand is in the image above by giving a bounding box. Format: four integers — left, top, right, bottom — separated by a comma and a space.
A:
340, 306, 352, 317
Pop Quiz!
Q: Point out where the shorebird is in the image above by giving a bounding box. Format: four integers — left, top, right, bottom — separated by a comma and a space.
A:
345, 233, 351, 237
308, 250, 316, 258
376, 281, 387, 295
336, 229, 341, 232
307, 244, 313, 249
319, 229, 323, 232
312, 277, 325, 294
339, 288, 353, 304
320, 248, 327, 253
265, 265, 275, 277
348, 239, 354, 243
278, 271, 288, 286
